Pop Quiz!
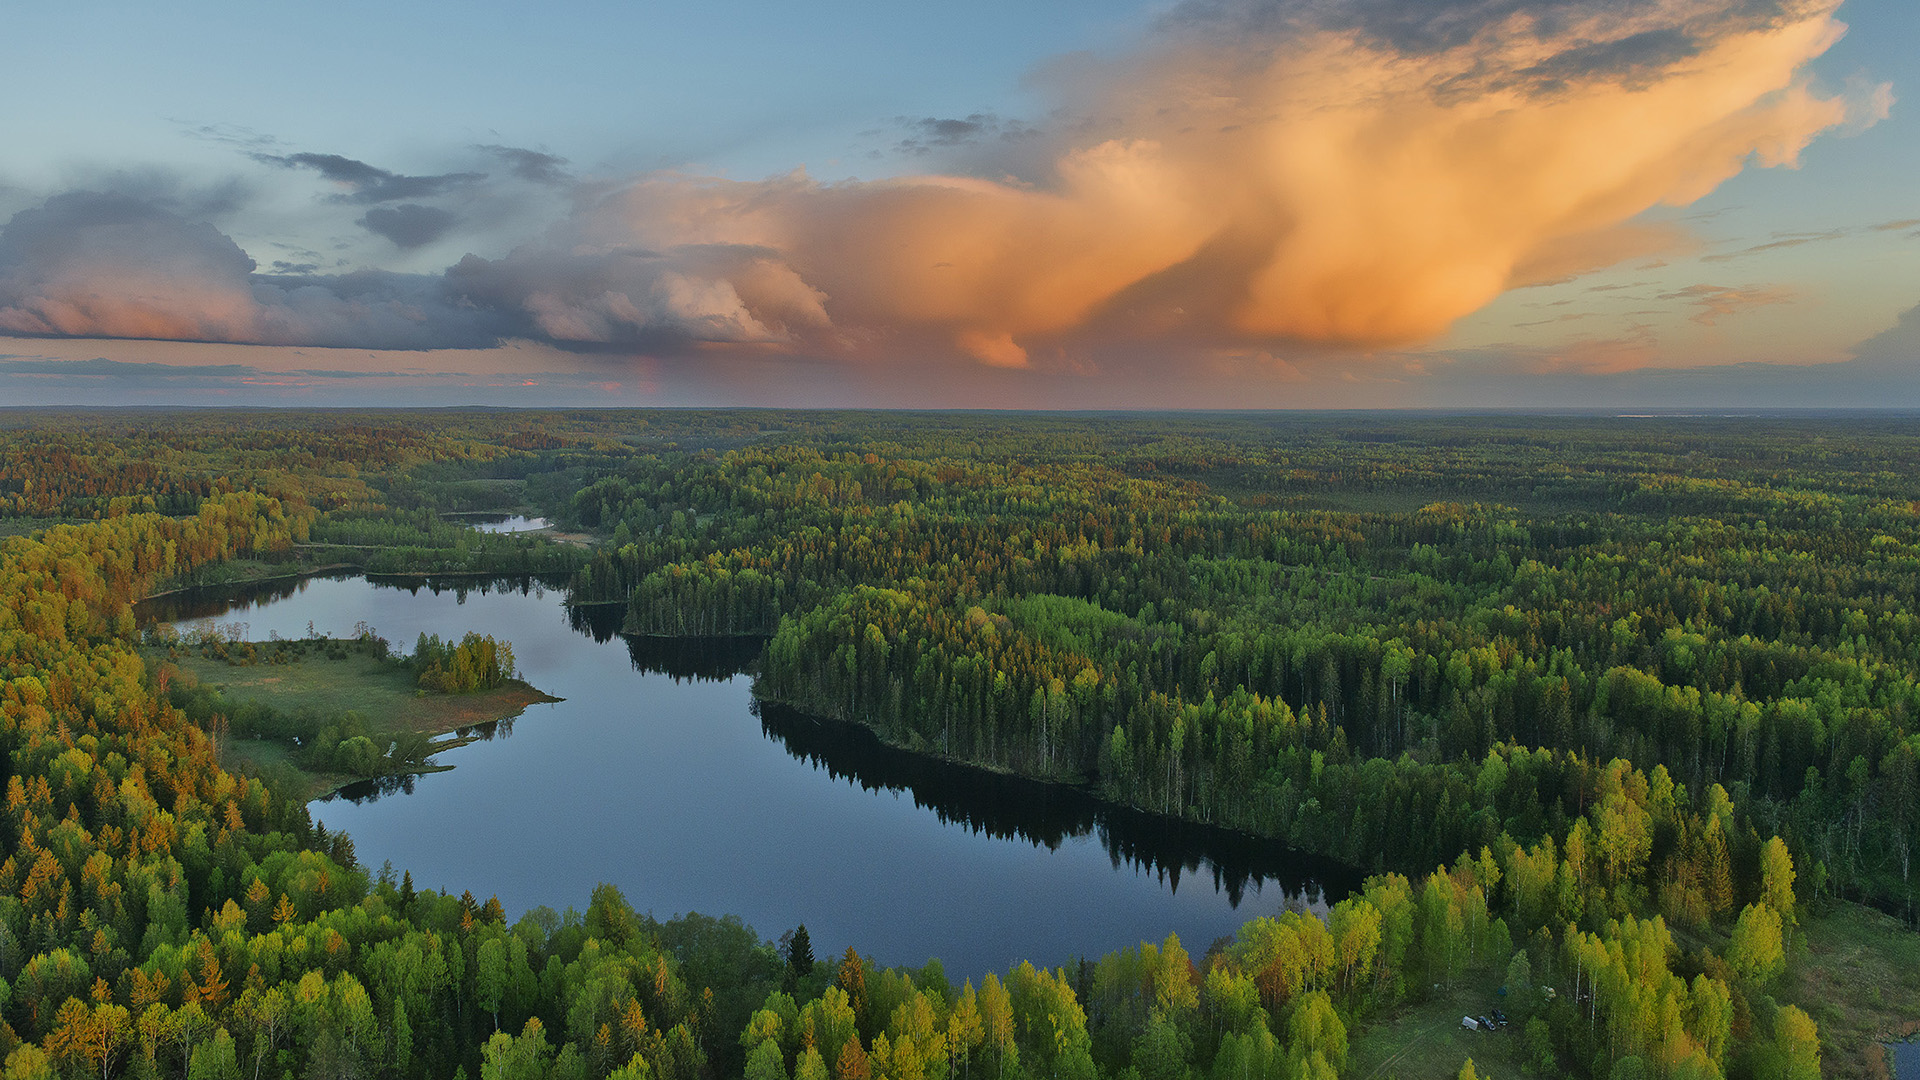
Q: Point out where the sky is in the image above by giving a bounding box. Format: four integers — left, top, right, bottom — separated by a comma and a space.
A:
1, 0, 1915, 409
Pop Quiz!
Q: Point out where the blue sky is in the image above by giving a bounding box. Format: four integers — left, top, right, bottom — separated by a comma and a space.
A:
3, 2, 1141, 188
1, 0, 1915, 408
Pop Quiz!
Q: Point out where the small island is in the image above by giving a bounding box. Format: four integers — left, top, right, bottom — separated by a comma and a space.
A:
144, 624, 561, 800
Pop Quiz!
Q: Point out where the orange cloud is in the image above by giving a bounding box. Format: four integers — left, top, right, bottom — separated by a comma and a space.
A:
501, 0, 1871, 367
0, 0, 1883, 376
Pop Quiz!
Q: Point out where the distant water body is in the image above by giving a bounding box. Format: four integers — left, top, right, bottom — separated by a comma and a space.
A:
461, 514, 549, 534
142, 574, 1358, 977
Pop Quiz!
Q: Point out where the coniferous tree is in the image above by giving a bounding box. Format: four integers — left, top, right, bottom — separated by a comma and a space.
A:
788, 926, 815, 981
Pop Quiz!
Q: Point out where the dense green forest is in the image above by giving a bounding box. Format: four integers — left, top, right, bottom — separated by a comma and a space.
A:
1, 409, 1916, 1080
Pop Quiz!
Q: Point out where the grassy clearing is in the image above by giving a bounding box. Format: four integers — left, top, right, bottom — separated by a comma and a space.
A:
163, 645, 559, 735
1343, 905, 1920, 1080
1781, 902, 1920, 1079
214, 738, 361, 802
1348, 968, 1532, 1080
156, 639, 559, 799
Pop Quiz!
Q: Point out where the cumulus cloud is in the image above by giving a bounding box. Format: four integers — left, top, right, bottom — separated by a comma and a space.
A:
0, 192, 263, 342
0, 0, 1886, 370
496, 0, 1875, 366
445, 240, 832, 349
0, 192, 505, 349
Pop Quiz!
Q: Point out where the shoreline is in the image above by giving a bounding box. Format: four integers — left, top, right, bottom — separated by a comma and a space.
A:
241, 678, 565, 803
141, 561, 359, 602
747, 690, 1374, 883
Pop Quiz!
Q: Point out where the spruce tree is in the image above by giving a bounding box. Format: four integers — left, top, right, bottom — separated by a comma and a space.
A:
787, 924, 815, 979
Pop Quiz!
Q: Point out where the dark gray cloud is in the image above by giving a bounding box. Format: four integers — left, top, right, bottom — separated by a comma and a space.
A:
0, 191, 253, 276
1161, 0, 1800, 95
358, 203, 460, 248
1520, 27, 1702, 89
263, 152, 387, 186
249, 146, 577, 253
1167, 0, 1799, 51
913, 116, 987, 145
888, 113, 1041, 157
246, 268, 514, 349
476, 145, 571, 185
255, 152, 485, 203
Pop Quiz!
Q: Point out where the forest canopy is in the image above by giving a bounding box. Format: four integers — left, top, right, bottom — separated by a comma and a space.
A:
0, 409, 1915, 1080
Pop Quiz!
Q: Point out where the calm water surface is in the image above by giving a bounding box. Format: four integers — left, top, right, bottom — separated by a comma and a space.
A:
463, 514, 550, 534
144, 574, 1356, 976
1891, 1041, 1918, 1080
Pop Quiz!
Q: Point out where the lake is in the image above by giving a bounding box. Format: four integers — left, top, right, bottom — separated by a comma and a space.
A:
143, 574, 1357, 977
462, 514, 551, 534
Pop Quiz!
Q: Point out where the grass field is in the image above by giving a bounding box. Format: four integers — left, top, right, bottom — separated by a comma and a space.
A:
1782, 902, 1920, 1079
1347, 965, 1532, 1080
160, 642, 560, 798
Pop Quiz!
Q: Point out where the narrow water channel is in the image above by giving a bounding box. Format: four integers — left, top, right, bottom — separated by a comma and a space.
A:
143, 574, 1358, 977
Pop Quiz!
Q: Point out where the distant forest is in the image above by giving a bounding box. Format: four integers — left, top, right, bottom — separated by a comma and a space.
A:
2, 409, 1916, 1080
